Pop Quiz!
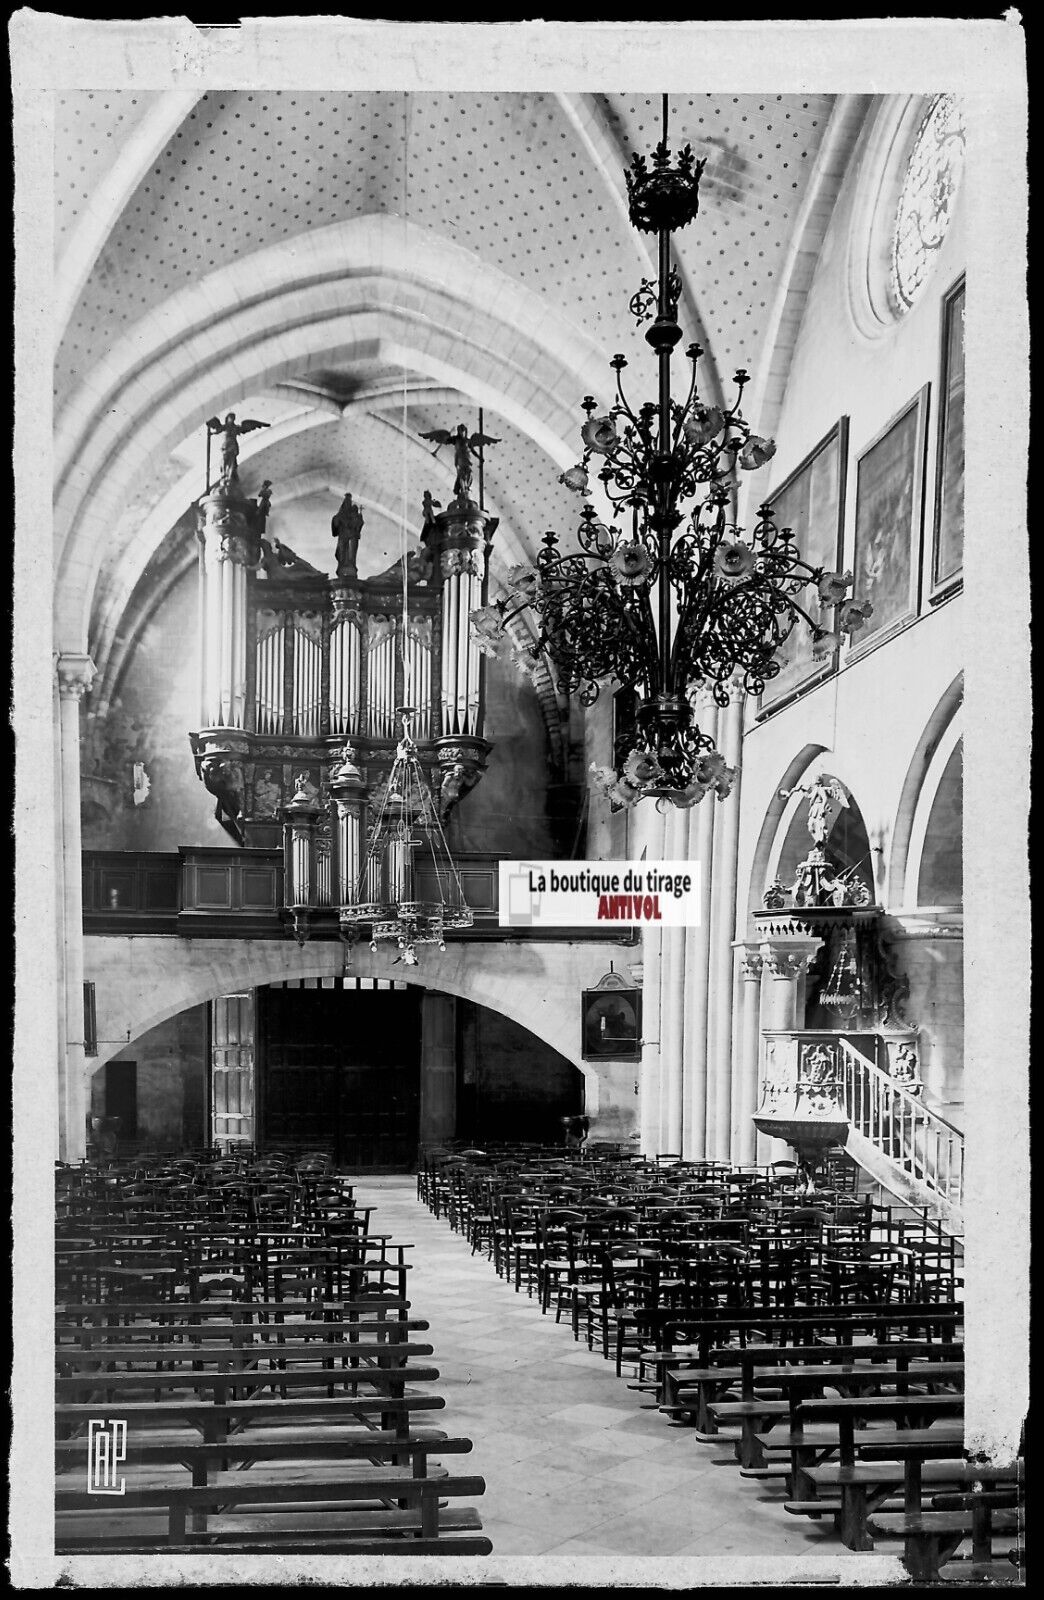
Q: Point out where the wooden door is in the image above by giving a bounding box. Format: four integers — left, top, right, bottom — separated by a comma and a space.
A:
261, 985, 420, 1170
104, 1059, 138, 1140
210, 992, 255, 1147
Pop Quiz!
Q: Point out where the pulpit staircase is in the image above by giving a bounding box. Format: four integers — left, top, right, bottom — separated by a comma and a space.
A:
836, 1036, 965, 1238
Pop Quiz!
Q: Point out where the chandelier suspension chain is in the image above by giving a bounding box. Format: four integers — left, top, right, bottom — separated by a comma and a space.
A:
399, 90, 413, 700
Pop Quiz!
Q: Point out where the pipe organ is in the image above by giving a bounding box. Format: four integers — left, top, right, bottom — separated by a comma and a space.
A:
189, 465, 498, 936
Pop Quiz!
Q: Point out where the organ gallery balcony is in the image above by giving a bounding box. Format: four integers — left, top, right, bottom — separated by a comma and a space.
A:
81, 849, 626, 943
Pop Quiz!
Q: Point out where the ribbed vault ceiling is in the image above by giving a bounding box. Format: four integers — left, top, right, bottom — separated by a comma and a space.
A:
54, 89, 842, 674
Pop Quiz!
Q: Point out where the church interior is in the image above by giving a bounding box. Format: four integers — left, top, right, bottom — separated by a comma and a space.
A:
16, 31, 1029, 1582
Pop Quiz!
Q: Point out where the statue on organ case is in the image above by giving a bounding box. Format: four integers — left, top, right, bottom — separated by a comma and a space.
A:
205, 412, 270, 488
419, 423, 500, 505
332, 492, 365, 579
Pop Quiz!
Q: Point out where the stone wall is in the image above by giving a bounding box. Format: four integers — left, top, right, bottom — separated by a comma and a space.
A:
458, 1001, 583, 1145
90, 1003, 207, 1148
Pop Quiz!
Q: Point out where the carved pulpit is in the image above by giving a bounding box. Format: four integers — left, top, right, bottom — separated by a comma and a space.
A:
752, 774, 915, 1168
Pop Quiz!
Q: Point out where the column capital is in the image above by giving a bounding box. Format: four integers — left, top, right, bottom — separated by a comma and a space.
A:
733, 941, 764, 981
758, 932, 822, 979
724, 668, 749, 705
56, 653, 96, 701
688, 683, 720, 720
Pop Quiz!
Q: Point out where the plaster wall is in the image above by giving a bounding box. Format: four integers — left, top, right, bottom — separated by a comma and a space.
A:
90, 1004, 207, 1148
458, 1003, 584, 1144
83, 933, 639, 1140
84, 567, 227, 852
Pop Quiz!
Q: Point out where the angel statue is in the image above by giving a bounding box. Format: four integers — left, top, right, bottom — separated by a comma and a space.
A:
780, 773, 849, 846
419, 422, 500, 505
205, 412, 270, 488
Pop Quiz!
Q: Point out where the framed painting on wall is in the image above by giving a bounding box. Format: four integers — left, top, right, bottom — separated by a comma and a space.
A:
581, 987, 641, 1062
931, 276, 965, 599
850, 385, 930, 658
756, 418, 849, 715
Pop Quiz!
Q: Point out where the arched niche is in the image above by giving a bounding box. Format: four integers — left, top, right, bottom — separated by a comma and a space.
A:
889, 675, 963, 908
745, 743, 827, 921
916, 739, 963, 908
747, 745, 879, 921
773, 786, 874, 901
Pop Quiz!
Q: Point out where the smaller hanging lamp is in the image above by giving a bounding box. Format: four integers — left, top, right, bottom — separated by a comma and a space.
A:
820, 927, 860, 1017
340, 706, 473, 964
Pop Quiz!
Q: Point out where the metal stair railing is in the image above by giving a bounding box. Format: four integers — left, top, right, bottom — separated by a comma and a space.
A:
838, 1036, 964, 1211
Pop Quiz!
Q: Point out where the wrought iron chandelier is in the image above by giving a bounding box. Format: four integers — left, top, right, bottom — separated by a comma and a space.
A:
471, 96, 870, 810
339, 707, 473, 964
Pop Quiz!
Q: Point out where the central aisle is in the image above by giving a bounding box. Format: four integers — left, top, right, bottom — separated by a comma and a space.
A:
351, 1175, 861, 1570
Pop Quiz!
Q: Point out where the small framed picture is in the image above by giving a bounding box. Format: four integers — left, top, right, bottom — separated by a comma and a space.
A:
931, 276, 965, 601
757, 418, 849, 715
850, 385, 930, 658
581, 988, 642, 1062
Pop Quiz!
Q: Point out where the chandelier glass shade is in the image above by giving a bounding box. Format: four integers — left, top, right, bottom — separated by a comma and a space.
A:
471, 96, 871, 811
339, 707, 473, 965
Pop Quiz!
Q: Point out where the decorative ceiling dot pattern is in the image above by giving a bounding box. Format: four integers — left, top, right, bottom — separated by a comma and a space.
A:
598, 94, 833, 379
55, 90, 645, 407
54, 90, 160, 252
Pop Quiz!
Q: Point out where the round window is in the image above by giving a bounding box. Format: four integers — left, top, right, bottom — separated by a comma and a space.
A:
891, 94, 966, 313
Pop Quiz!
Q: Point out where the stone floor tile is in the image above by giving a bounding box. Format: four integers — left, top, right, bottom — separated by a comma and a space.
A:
579, 1506, 700, 1557
546, 1401, 639, 1427
567, 1426, 672, 1458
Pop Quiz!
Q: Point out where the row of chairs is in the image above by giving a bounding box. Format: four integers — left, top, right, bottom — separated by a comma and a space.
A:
419, 1145, 1014, 1581
420, 1148, 961, 1349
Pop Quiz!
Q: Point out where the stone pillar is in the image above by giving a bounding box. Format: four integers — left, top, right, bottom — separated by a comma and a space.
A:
419, 991, 458, 1146
754, 934, 822, 1164
658, 807, 686, 1154
733, 944, 764, 1165
56, 653, 95, 1163
634, 802, 666, 1156
706, 684, 744, 1159
680, 697, 717, 1158
639, 924, 663, 1155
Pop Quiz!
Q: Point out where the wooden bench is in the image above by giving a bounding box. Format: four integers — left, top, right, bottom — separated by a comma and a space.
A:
57, 1390, 447, 1444
708, 1358, 964, 1468
791, 1458, 1020, 1553
57, 1426, 471, 1472
781, 1394, 966, 1502
661, 1339, 963, 1432
872, 1486, 1023, 1582
57, 1359, 438, 1397
56, 1296, 419, 1332
634, 1300, 962, 1381
55, 1470, 491, 1553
